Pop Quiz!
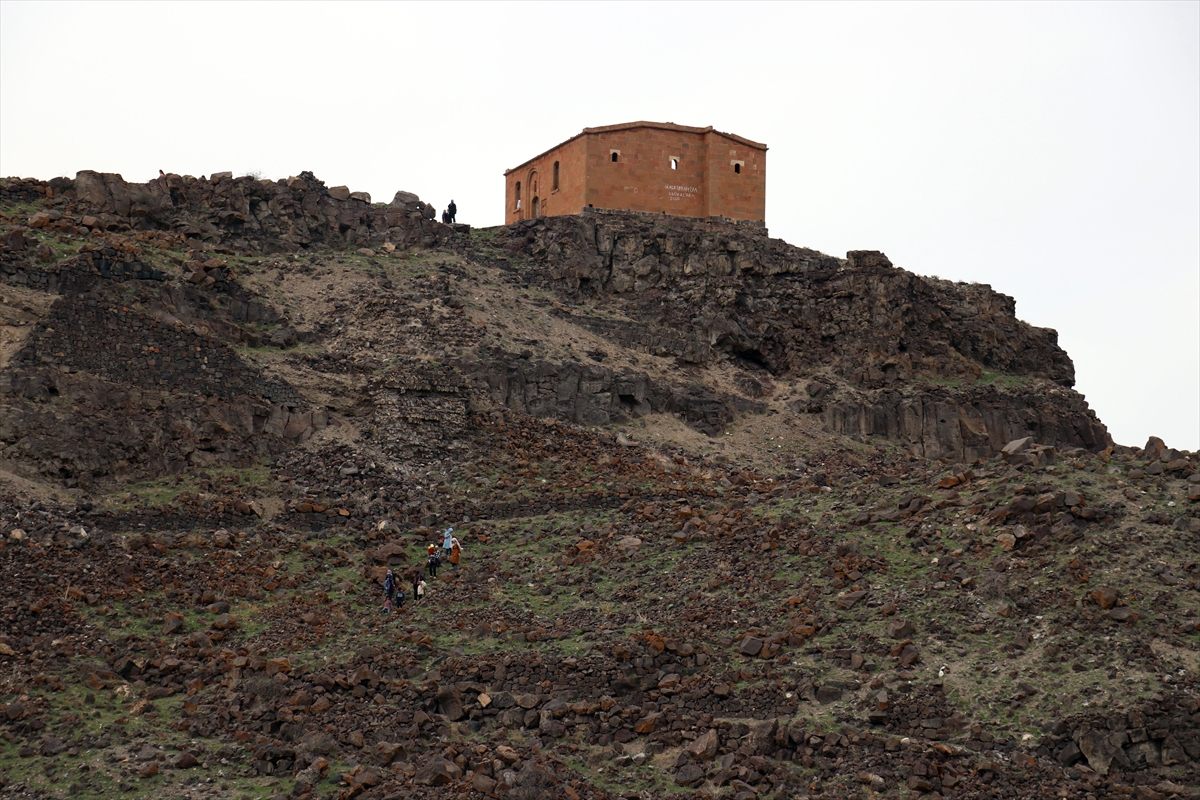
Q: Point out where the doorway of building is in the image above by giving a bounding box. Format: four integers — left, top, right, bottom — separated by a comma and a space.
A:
527, 170, 539, 219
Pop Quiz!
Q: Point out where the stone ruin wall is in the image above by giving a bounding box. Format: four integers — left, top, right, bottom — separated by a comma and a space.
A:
0, 285, 325, 485
553, 309, 714, 364
368, 363, 470, 459
10, 293, 301, 406
1, 229, 171, 294
460, 351, 763, 437
364, 353, 767, 457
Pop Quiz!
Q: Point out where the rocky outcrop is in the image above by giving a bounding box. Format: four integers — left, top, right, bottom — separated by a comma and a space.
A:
493, 212, 1075, 389
552, 309, 714, 364
822, 382, 1111, 462
0, 277, 324, 485
0, 362, 327, 487
1, 171, 459, 254
9, 291, 299, 404
490, 211, 1107, 453
464, 354, 651, 426
0, 367, 290, 487
460, 352, 764, 436
1044, 695, 1200, 777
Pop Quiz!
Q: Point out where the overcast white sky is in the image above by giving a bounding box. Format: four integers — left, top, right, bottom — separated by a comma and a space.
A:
2, 1, 1197, 449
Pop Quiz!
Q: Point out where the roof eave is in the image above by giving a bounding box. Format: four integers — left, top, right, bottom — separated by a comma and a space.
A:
503, 130, 588, 176
503, 121, 768, 174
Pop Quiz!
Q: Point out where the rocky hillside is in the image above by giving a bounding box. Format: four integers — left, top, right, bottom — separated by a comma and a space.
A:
0, 171, 1195, 800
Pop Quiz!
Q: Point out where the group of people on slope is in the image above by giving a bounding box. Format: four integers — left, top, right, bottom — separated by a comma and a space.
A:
380, 527, 460, 616
426, 527, 461, 578
381, 568, 429, 616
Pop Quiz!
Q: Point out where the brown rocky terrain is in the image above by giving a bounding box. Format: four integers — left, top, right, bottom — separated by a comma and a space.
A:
0, 171, 1196, 800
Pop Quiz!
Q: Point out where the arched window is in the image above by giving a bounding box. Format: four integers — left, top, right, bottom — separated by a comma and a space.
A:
611, 151, 619, 163
553, 161, 560, 191
670, 158, 678, 170
532, 197, 540, 217
515, 181, 521, 209
734, 163, 741, 174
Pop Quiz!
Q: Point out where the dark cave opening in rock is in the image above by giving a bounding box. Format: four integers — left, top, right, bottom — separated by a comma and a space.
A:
733, 347, 771, 372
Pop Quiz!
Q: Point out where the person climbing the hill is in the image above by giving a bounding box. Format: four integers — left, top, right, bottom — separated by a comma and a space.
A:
394, 585, 407, 610
449, 535, 461, 569
426, 548, 441, 578
441, 527, 454, 557
447, 199, 457, 223
382, 569, 396, 615
416, 575, 428, 601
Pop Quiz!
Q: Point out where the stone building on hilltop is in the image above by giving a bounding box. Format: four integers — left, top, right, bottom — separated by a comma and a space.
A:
503, 121, 766, 225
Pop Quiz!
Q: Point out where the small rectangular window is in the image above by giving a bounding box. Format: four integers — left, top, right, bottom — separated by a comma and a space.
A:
731, 160, 744, 174
553, 161, 560, 191
670, 157, 678, 170
610, 150, 620, 163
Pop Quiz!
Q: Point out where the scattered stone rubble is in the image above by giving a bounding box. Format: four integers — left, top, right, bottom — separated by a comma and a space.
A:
0, 173, 1195, 800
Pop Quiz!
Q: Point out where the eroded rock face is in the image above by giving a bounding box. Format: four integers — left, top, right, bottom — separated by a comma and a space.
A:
10, 292, 300, 405
13, 170, 457, 254
0, 281, 321, 486
491, 211, 1107, 454
0, 367, 296, 487
459, 351, 764, 436
0, 173, 1111, 489
497, 212, 1074, 389
823, 382, 1111, 462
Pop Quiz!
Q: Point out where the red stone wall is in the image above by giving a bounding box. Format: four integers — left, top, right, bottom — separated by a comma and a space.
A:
504, 136, 588, 224
704, 132, 766, 222
583, 127, 708, 218
504, 123, 766, 224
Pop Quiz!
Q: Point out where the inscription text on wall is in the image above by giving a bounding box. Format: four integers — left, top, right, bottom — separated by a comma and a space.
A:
665, 184, 698, 200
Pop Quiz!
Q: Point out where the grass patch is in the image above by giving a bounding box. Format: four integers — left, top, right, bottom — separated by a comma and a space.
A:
100, 465, 272, 512
975, 371, 1030, 388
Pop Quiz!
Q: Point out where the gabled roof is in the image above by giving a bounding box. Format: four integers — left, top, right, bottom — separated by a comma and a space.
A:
504, 121, 768, 175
